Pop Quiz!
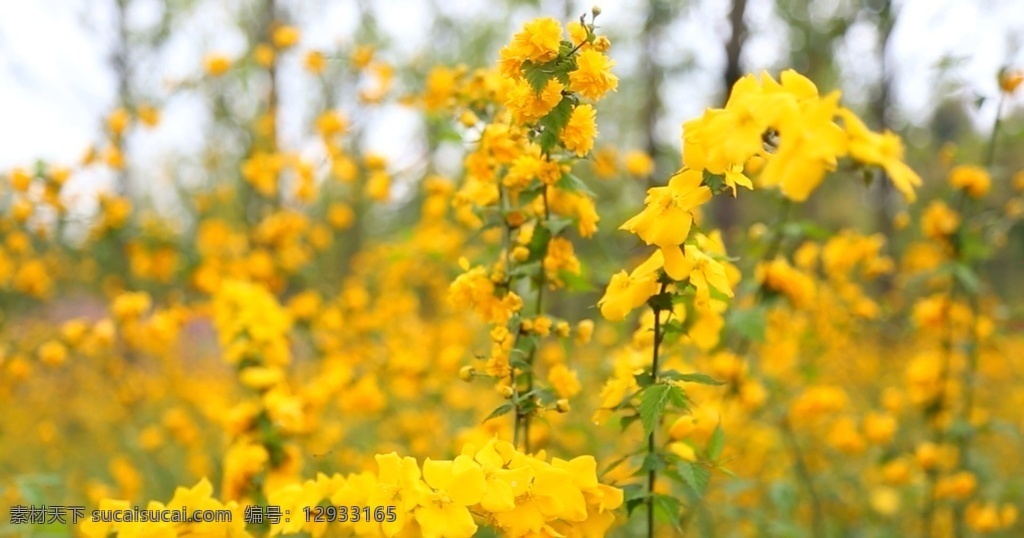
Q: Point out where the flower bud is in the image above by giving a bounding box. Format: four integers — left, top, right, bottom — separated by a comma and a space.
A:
555, 399, 570, 413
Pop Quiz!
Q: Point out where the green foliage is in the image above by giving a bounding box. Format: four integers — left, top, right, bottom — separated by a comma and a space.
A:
727, 306, 767, 342
536, 96, 575, 154
483, 403, 514, 423
556, 172, 596, 197
638, 383, 688, 438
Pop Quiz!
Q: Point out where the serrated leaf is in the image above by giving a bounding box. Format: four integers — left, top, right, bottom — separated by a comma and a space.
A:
522, 60, 555, 93
662, 371, 726, 386
638, 384, 672, 437
641, 452, 666, 473
483, 403, 514, 423
677, 462, 711, 496
537, 97, 574, 153
555, 172, 596, 197
652, 493, 684, 528
667, 386, 689, 410
707, 423, 725, 461
623, 484, 647, 515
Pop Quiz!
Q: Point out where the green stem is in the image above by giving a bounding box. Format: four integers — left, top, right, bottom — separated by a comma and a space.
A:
950, 92, 1002, 537
780, 415, 825, 537
647, 281, 668, 538
984, 96, 1004, 169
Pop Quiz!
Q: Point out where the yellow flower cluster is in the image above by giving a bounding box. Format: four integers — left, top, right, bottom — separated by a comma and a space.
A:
213, 280, 292, 367
683, 70, 922, 202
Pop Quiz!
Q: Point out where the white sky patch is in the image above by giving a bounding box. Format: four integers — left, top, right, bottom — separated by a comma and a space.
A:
1, 0, 1022, 178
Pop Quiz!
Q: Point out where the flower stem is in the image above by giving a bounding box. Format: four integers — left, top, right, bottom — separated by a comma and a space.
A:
647, 281, 668, 538
780, 415, 825, 538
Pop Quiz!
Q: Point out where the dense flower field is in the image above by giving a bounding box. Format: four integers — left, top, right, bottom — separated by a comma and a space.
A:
1, 8, 1023, 538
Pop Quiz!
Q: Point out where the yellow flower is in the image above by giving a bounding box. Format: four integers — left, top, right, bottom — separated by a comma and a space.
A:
137, 104, 160, 127
760, 92, 847, 202
272, 25, 301, 49
351, 45, 374, 69
569, 49, 618, 101
203, 53, 232, 76
371, 453, 425, 536
107, 108, 130, 136
548, 364, 582, 398
575, 319, 594, 345
620, 168, 711, 249
935, 471, 977, 500
597, 249, 664, 321
505, 78, 564, 125
624, 150, 654, 177
38, 340, 68, 366
303, 50, 326, 73
255, 43, 275, 67
999, 68, 1023, 93
838, 107, 922, 202
561, 104, 597, 156
921, 200, 960, 239
949, 164, 991, 199
506, 17, 563, 64
679, 245, 734, 306
567, 21, 588, 47
415, 456, 486, 538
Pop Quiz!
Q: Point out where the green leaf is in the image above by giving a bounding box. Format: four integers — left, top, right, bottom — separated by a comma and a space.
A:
652, 493, 684, 528
522, 60, 555, 93
661, 319, 687, 339
546, 215, 575, 235
517, 181, 545, 205
639, 384, 688, 437
647, 292, 674, 312
620, 413, 641, 432
781, 220, 831, 241
661, 370, 726, 386
667, 386, 689, 410
638, 384, 671, 437
483, 403, 514, 423
623, 484, 647, 515
727, 307, 766, 342
951, 262, 981, 295
641, 452, 666, 473
559, 269, 594, 292
677, 462, 711, 495
509, 260, 542, 279
555, 172, 596, 197
536, 96, 574, 153
526, 226, 552, 263
707, 422, 725, 461
511, 335, 537, 360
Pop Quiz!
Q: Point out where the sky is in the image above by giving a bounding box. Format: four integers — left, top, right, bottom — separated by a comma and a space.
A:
0, 0, 1021, 186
